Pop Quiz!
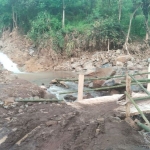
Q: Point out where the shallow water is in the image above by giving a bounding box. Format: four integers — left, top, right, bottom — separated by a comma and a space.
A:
0, 52, 21, 73
15, 71, 77, 85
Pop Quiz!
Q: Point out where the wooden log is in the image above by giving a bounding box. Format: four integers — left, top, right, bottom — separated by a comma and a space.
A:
126, 74, 131, 117
77, 74, 84, 101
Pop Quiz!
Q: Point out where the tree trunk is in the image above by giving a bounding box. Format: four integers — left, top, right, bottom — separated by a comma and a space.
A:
107, 39, 110, 51
12, 6, 17, 28
124, 4, 141, 54
118, 0, 122, 22
62, 0, 65, 28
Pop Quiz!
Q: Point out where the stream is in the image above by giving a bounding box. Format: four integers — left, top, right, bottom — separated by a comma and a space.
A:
0, 52, 102, 100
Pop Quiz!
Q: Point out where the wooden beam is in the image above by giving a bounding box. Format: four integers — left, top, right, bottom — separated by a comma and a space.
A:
77, 74, 84, 101
126, 74, 131, 117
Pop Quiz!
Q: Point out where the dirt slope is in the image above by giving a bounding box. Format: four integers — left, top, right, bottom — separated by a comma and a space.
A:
0, 101, 148, 150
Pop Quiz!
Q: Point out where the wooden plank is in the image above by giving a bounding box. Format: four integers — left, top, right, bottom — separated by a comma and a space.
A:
126, 74, 131, 117
77, 74, 84, 101
147, 62, 150, 92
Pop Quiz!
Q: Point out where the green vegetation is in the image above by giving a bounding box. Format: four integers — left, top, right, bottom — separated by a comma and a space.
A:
0, 0, 150, 55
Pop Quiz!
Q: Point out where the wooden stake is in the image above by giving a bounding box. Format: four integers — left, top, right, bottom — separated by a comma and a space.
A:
78, 74, 84, 101
147, 58, 150, 92
126, 74, 131, 117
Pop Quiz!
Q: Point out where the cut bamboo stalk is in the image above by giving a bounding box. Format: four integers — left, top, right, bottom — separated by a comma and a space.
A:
15, 99, 62, 102
60, 81, 150, 95
125, 92, 150, 126
126, 74, 131, 117
129, 74, 150, 96
57, 72, 150, 82
135, 119, 150, 132
133, 96, 150, 101
147, 58, 150, 92
77, 74, 84, 101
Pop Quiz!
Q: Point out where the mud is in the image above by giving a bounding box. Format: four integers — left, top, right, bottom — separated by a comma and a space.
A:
0, 101, 149, 150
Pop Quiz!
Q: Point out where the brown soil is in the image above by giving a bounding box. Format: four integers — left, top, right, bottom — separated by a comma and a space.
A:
0, 101, 149, 150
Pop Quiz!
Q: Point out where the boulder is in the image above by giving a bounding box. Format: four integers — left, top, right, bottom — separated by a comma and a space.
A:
116, 55, 132, 63
85, 67, 116, 78
89, 80, 105, 88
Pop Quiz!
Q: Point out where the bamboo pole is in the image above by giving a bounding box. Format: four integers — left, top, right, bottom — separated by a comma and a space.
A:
133, 96, 150, 101
147, 58, 150, 92
129, 74, 150, 96
135, 119, 150, 132
15, 99, 62, 102
59, 81, 150, 95
125, 92, 150, 126
57, 72, 150, 82
126, 74, 131, 117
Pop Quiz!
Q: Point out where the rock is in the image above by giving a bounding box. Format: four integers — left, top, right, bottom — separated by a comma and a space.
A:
136, 65, 143, 69
83, 93, 93, 99
116, 61, 124, 67
0, 101, 4, 105
75, 66, 83, 72
70, 58, 74, 63
110, 89, 120, 95
116, 55, 132, 63
83, 62, 96, 71
29, 48, 35, 56
92, 80, 105, 88
127, 61, 134, 69
131, 85, 142, 92
101, 63, 112, 68
71, 62, 80, 69
103, 79, 115, 86
64, 95, 76, 102
88, 82, 93, 88
34, 96, 40, 100
85, 67, 116, 78
116, 49, 121, 54
100, 54, 105, 60
40, 85, 47, 90
50, 79, 58, 84
46, 120, 57, 126
18, 109, 23, 113
60, 81, 69, 88
113, 78, 122, 84
44, 92, 56, 100
102, 59, 109, 64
